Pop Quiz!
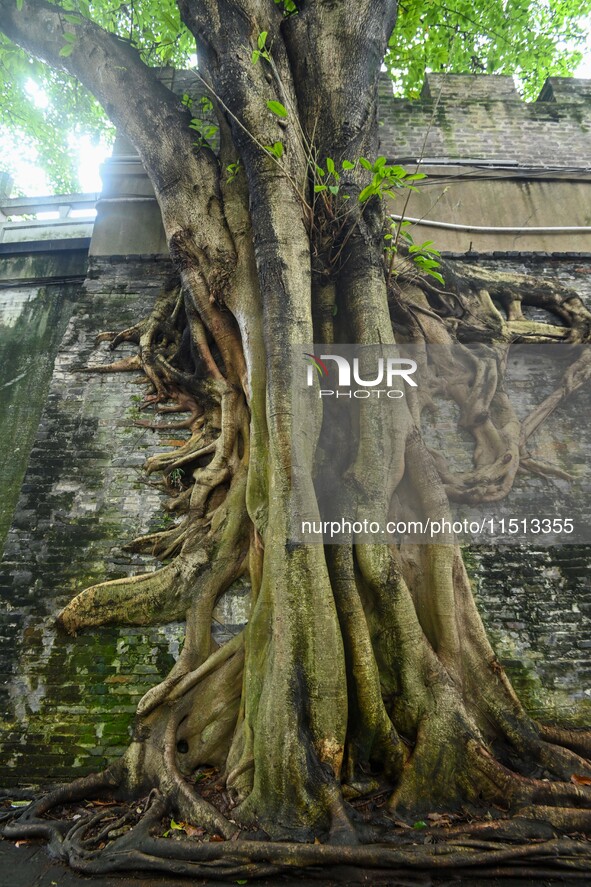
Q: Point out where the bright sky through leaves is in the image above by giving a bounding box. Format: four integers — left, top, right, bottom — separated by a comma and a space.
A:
0, 16, 589, 199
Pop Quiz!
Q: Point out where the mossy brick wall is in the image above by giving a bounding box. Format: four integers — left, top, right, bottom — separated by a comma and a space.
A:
461, 256, 591, 725
0, 258, 184, 785
0, 255, 249, 785
378, 74, 591, 166
0, 253, 590, 786
0, 284, 73, 550
469, 546, 591, 725
0, 250, 87, 551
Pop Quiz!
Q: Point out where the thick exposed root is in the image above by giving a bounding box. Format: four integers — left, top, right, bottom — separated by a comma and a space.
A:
57, 560, 198, 630
5, 779, 591, 882
394, 261, 591, 505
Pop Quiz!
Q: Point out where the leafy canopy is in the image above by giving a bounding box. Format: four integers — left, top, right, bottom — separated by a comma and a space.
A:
1, 0, 590, 193
386, 0, 591, 99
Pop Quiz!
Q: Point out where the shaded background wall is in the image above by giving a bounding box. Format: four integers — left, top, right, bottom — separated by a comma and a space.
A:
0, 74, 590, 786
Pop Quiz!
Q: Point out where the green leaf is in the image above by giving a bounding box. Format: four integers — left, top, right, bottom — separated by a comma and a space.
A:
251, 50, 261, 64
358, 184, 377, 202
325, 157, 335, 175
328, 184, 339, 195
59, 43, 75, 57
413, 820, 428, 830
387, 165, 407, 179
314, 184, 327, 192
162, 13, 178, 30
266, 100, 287, 118
341, 159, 355, 170
359, 157, 372, 171
257, 31, 268, 50
9, 799, 31, 807
315, 165, 325, 177
264, 142, 284, 159
15, 0, 23, 10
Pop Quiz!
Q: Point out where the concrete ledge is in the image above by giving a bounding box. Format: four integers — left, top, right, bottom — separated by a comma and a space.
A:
0, 238, 91, 256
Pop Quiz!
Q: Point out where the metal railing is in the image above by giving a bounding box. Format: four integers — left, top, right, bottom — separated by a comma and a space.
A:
0, 193, 98, 244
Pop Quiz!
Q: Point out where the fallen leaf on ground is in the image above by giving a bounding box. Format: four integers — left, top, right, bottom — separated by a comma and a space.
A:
571, 773, 591, 785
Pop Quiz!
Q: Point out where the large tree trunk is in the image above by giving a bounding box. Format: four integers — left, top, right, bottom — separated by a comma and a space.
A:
3, 0, 591, 877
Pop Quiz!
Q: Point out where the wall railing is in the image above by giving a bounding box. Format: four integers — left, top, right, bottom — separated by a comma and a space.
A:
0, 193, 98, 244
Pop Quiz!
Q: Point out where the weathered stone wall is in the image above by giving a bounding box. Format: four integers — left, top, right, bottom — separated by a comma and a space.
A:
0, 257, 173, 784
469, 545, 591, 725
0, 256, 248, 785
0, 248, 87, 550
0, 251, 588, 785
379, 74, 591, 254
379, 74, 591, 167
459, 256, 591, 726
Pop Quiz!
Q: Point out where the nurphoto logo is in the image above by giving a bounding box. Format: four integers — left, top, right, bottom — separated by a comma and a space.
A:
303, 351, 417, 398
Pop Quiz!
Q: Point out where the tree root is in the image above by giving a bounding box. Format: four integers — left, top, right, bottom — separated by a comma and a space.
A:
5, 782, 591, 883
57, 557, 204, 630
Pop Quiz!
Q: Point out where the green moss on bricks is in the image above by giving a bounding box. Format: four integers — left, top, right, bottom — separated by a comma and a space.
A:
487, 629, 591, 727
0, 617, 185, 779
434, 104, 455, 136
461, 546, 478, 578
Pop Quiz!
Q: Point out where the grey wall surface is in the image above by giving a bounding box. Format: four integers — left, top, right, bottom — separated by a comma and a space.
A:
0, 249, 87, 550
379, 74, 591, 253
0, 257, 247, 785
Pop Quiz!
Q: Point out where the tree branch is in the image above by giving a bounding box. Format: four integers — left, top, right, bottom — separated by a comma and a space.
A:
0, 0, 199, 186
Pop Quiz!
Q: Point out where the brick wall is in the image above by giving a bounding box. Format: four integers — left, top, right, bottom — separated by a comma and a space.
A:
460, 256, 591, 725
0, 258, 182, 784
378, 73, 591, 167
